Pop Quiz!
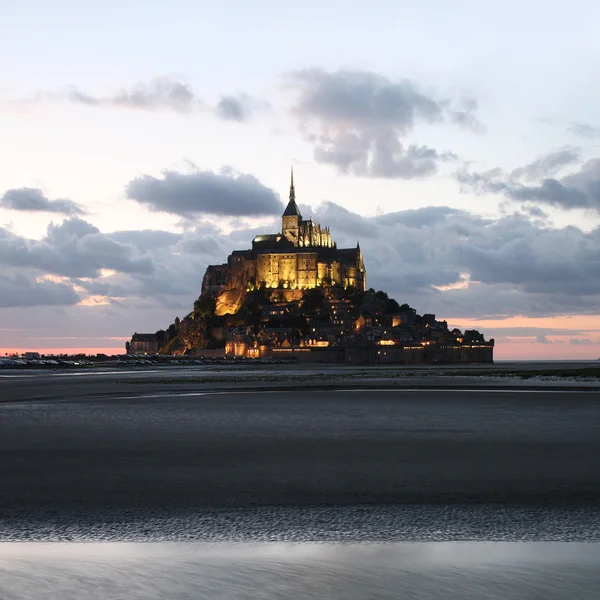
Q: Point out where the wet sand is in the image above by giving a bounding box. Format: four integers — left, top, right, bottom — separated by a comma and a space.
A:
2, 370, 600, 529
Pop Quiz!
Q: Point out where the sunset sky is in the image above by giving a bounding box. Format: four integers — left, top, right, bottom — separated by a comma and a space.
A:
2, 0, 600, 359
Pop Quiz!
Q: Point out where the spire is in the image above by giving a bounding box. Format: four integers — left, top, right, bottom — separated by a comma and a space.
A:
283, 165, 302, 218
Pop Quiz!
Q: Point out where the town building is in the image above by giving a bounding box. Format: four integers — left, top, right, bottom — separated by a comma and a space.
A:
126, 333, 159, 355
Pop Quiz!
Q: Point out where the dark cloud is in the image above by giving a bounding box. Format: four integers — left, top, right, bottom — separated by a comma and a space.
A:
291, 69, 443, 128
568, 123, 600, 140
520, 205, 548, 219
457, 151, 600, 212
569, 338, 594, 345
1, 188, 86, 215
304, 202, 600, 319
216, 96, 248, 121
4, 194, 600, 333
0, 272, 80, 308
310, 202, 379, 238
289, 68, 480, 178
2, 205, 599, 319
126, 167, 284, 217
0, 218, 154, 278
107, 230, 182, 251
373, 205, 461, 228
78, 225, 235, 305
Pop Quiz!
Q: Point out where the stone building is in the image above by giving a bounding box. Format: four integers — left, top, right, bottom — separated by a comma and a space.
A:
126, 333, 159, 355
202, 170, 366, 314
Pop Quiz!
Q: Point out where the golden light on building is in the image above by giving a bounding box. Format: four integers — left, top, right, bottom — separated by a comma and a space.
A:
378, 340, 396, 346
202, 169, 366, 300
247, 347, 260, 358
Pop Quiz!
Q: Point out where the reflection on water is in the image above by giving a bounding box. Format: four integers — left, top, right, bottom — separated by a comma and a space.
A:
1, 543, 599, 599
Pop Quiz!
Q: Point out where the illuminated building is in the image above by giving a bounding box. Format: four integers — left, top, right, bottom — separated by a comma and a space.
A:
202, 169, 366, 314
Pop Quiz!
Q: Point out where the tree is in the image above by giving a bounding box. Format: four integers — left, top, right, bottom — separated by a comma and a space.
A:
301, 288, 327, 315
166, 323, 178, 341
194, 295, 217, 318
386, 298, 401, 314
347, 287, 365, 308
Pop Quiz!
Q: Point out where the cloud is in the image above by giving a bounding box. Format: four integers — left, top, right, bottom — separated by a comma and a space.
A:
508, 147, 581, 182
1, 188, 86, 215
0, 272, 80, 308
308, 201, 379, 238
479, 326, 586, 338
303, 202, 600, 319
373, 205, 461, 228
568, 123, 600, 140
126, 167, 284, 217
13, 79, 269, 123
569, 338, 594, 345
74, 224, 237, 306
3, 204, 600, 320
0, 218, 154, 278
216, 95, 248, 121
215, 94, 270, 122
107, 229, 182, 251
520, 205, 548, 219
288, 68, 481, 178
457, 150, 600, 212
447, 97, 485, 133
5, 187, 600, 340
17, 77, 201, 114
313, 133, 454, 179
68, 77, 198, 113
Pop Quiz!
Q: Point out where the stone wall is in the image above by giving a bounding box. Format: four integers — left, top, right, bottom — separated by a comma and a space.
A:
270, 344, 494, 364
271, 347, 345, 362
257, 252, 321, 289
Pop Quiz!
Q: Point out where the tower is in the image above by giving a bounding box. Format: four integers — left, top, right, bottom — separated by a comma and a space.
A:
282, 166, 302, 246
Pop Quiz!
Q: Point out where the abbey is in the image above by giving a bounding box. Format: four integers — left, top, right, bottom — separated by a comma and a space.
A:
135, 170, 493, 362
202, 170, 366, 308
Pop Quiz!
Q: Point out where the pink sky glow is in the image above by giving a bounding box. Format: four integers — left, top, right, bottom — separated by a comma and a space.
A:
2, 313, 600, 360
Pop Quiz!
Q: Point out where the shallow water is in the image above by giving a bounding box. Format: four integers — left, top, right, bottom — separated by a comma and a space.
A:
1, 542, 599, 599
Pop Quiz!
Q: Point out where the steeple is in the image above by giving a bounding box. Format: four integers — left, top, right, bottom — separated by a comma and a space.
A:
282, 165, 302, 218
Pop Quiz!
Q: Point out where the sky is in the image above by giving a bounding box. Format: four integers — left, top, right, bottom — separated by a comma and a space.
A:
2, 0, 600, 359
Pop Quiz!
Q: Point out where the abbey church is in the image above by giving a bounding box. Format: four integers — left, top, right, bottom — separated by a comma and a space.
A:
202, 170, 366, 313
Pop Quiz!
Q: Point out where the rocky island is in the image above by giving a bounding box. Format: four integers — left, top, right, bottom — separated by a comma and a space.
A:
128, 172, 494, 363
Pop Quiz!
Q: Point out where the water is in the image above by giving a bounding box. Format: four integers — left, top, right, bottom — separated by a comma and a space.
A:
1, 542, 599, 599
